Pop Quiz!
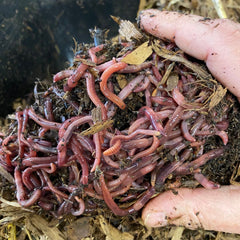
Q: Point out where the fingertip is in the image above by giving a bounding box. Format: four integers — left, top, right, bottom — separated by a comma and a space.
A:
142, 209, 168, 227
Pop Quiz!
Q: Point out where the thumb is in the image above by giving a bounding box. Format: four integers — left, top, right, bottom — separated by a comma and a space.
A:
142, 186, 240, 234
139, 9, 240, 99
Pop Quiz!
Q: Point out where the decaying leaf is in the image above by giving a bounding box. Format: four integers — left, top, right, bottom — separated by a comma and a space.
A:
166, 72, 179, 91
91, 107, 102, 123
98, 215, 134, 240
122, 41, 152, 65
152, 41, 210, 79
80, 119, 113, 136
208, 85, 227, 110
65, 217, 91, 240
116, 74, 128, 89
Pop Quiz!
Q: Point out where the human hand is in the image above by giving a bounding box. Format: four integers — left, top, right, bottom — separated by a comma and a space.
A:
139, 9, 240, 234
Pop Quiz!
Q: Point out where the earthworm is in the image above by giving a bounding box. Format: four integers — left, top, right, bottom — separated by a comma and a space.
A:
41, 163, 57, 174
151, 96, 177, 106
27, 138, 57, 154
111, 129, 160, 146
163, 106, 184, 135
133, 76, 150, 92
138, 106, 164, 134
41, 170, 68, 200
155, 109, 174, 120
53, 69, 74, 82
194, 172, 220, 189
216, 120, 229, 131
16, 111, 25, 158
164, 136, 184, 149
190, 115, 205, 136
88, 44, 104, 64
181, 110, 196, 120
22, 167, 36, 190
118, 61, 152, 73
83, 187, 103, 200
169, 142, 188, 155
128, 117, 148, 134
181, 120, 196, 142
58, 116, 83, 138
22, 156, 57, 167
172, 88, 202, 109
91, 133, 102, 172
71, 196, 85, 216
28, 108, 61, 130
103, 155, 120, 168
2, 135, 17, 154
85, 72, 107, 120
67, 63, 88, 89
107, 172, 128, 189
100, 61, 127, 109
167, 129, 182, 140
105, 129, 160, 157
122, 137, 153, 150
57, 115, 92, 166
44, 97, 54, 121
175, 148, 224, 175
38, 200, 54, 211
151, 66, 162, 81
70, 136, 89, 184
75, 134, 95, 153
145, 86, 152, 107
99, 173, 130, 216
110, 184, 132, 198
118, 75, 145, 100
147, 74, 159, 87
132, 136, 160, 162
131, 186, 155, 211
103, 139, 121, 156
94, 58, 117, 72
215, 130, 228, 145
155, 150, 189, 187
14, 167, 42, 207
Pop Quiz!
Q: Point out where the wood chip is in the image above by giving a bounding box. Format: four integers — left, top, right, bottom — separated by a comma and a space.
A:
122, 41, 153, 65
0, 165, 15, 184
25, 215, 65, 240
98, 215, 134, 240
116, 18, 143, 41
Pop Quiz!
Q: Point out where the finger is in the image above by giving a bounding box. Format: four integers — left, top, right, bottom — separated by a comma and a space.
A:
142, 186, 240, 234
139, 9, 240, 99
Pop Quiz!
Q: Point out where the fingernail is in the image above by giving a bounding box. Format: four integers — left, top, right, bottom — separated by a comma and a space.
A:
144, 211, 168, 227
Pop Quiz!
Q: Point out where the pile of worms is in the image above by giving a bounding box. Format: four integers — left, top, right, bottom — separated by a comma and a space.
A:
0, 37, 230, 217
